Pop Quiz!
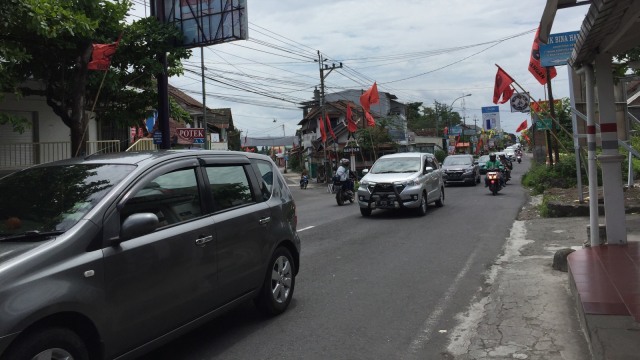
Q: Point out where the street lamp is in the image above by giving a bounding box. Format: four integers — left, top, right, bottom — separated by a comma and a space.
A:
447, 93, 471, 153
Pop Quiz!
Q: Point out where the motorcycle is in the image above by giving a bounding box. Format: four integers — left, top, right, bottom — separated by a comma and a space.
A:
300, 174, 309, 189
516, 154, 522, 164
485, 170, 503, 195
333, 176, 355, 206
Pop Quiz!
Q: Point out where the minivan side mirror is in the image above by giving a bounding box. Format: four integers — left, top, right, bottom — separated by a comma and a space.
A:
425, 166, 434, 173
116, 213, 159, 244
362, 169, 369, 174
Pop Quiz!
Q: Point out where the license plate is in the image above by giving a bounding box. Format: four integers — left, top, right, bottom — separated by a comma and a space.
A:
378, 200, 388, 206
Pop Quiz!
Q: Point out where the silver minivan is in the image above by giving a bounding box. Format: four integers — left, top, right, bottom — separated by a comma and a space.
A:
0, 150, 300, 360
357, 152, 445, 216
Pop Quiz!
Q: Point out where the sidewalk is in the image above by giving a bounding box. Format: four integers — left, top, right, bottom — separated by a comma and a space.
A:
446, 195, 640, 360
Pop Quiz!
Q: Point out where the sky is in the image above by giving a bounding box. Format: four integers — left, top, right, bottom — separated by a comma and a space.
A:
128, 0, 589, 138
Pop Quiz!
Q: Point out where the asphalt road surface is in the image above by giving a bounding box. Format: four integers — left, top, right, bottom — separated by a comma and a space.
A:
141, 158, 529, 360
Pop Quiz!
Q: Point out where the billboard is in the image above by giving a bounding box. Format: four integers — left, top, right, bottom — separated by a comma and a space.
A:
158, 0, 248, 49
482, 106, 500, 131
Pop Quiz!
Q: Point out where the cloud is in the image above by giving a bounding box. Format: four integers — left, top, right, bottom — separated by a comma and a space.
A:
131, 0, 588, 136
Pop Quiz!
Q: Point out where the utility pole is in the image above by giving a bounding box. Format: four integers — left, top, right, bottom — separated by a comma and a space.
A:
317, 50, 342, 182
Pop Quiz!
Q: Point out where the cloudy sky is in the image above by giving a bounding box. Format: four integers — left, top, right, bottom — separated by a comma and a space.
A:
129, 0, 588, 137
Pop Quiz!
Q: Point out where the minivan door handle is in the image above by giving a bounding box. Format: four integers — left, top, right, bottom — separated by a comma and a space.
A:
259, 217, 271, 225
195, 235, 214, 247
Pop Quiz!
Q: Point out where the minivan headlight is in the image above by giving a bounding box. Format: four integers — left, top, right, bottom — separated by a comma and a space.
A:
399, 178, 418, 187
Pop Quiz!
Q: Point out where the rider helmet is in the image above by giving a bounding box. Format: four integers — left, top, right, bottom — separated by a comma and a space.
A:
340, 158, 350, 166
489, 153, 496, 161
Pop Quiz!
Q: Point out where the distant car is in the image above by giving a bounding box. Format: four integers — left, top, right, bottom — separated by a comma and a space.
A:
477, 154, 491, 174
357, 152, 444, 217
441, 154, 481, 186
504, 148, 516, 161
0, 150, 301, 360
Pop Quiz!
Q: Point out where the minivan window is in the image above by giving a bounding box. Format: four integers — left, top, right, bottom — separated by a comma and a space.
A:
0, 164, 135, 235
121, 168, 202, 227
205, 165, 254, 211
253, 159, 273, 201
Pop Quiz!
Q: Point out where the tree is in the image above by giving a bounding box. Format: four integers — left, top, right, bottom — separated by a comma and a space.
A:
1, 0, 190, 155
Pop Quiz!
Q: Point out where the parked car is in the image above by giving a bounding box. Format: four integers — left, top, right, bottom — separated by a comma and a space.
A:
357, 152, 444, 217
477, 154, 491, 174
441, 154, 481, 186
0, 150, 301, 360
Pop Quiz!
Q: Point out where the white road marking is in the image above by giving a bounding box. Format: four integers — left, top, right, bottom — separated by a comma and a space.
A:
297, 226, 315, 232
405, 247, 479, 358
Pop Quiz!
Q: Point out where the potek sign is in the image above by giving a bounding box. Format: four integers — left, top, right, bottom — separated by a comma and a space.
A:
176, 128, 204, 142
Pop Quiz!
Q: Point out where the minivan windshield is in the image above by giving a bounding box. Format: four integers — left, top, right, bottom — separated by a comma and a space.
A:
369, 157, 420, 174
0, 164, 135, 237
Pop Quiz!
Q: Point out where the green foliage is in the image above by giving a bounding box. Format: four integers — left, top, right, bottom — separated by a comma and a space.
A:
434, 149, 446, 163
288, 152, 303, 172
0, 112, 31, 133
522, 154, 584, 194
1, 0, 191, 155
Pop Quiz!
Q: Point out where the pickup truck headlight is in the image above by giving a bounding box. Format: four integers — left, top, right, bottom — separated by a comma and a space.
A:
463, 168, 475, 174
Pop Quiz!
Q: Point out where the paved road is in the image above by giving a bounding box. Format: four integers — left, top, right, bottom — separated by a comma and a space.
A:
141, 158, 530, 359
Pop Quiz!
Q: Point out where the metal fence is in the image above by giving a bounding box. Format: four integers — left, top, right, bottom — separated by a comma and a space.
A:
0, 140, 120, 170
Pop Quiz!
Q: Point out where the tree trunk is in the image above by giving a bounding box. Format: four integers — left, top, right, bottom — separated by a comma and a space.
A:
70, 47, 91, 157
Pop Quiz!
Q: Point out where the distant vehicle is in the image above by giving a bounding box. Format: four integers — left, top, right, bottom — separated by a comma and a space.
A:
441, 154, 481, 186
0, 150, 301, 360
504, 148, 516, 161
477, 154, 491, 174
357, 152, 444, 217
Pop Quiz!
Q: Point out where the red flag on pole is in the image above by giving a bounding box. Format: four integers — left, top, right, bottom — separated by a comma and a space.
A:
318, 117, 327, 142
346, 104, 357, 133
326, 114, 337, 141
360, 82, 380, 112
493, 66, 515, 104
88, 36, 121, 71
515, 120, 528, 132
364, 111, 376, 127
528, 27, 557, 85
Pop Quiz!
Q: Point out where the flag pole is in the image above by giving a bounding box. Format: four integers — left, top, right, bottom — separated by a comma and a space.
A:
77, 33, 123, 157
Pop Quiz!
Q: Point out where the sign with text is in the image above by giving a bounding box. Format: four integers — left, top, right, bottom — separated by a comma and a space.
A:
343, 146, 361, 153
176, 128, 204, 144
482, 106, 500, 131
540, 31, 579, 67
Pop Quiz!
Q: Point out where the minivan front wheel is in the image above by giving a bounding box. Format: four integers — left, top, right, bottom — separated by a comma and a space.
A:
2, 327, 89, 360
255, 247, 296, 316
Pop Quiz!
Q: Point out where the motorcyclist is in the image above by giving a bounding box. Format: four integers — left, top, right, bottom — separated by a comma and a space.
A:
336, 158, 355, 192
499, 154, 512, 182
484, 153, 504, 187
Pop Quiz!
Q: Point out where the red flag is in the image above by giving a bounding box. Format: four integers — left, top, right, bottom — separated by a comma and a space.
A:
515, 120, 528, 132
493, 66, 515, 104
346, 104, 357, 132
360, 82, 380, 112
318, 117, 327, 142
364, 111, 376, 127
88, 37, 121, 71
326, 114, 337, 141
528, 27, 557, 85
